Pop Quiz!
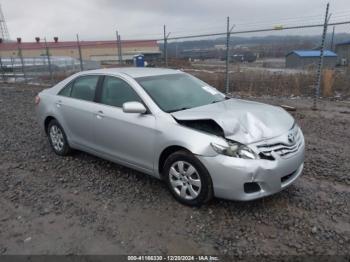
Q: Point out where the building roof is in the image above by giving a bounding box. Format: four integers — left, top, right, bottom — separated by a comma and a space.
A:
336, 40, 350, 46
287, 50, 337, 58
0, 40, 158, 51
86, 67, 182, 78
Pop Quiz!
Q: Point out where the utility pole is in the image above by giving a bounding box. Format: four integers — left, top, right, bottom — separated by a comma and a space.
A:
44, 38, 53, 83
76, 34, 84, 71
225, 17, 235, 94
313, 3, 330, 110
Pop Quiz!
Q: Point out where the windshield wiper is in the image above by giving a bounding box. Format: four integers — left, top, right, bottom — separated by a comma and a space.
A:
167, 107, 191, 113
211, 99, 225, 104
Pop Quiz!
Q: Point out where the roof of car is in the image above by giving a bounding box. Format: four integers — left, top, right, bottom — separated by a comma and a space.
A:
86, 67, 182, 78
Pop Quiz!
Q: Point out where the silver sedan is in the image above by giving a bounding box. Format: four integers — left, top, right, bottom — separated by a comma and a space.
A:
35, 68, 305, 206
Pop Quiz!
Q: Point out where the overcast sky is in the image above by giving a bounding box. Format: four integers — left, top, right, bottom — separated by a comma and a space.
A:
2, 0, 350, 41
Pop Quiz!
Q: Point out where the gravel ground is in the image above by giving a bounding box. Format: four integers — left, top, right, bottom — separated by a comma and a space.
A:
0, 84, 349, 257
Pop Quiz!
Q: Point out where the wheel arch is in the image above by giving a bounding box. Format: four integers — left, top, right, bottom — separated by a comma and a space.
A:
44, 116, 56, 134
158, 145, 192, 178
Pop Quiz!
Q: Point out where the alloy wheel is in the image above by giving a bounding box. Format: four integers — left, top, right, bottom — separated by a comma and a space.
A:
169, 161, 202, 200
49, 125, 64, 152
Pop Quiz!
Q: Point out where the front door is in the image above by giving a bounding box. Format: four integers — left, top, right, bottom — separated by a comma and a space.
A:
92, 76, 157, 172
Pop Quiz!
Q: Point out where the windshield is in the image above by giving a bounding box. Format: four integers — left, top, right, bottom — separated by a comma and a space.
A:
136, 73, 226, 113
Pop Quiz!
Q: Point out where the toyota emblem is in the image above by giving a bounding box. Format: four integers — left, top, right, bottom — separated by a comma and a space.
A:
288, 133, 295, 144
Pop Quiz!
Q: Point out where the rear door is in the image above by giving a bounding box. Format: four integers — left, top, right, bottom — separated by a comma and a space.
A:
56, 75, 100, 149
92, 75, 157, 172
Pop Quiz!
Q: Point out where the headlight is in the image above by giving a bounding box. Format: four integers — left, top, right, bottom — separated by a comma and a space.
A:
211, 142, 258, 159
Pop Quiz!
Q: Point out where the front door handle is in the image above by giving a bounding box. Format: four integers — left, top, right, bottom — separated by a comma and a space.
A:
96, 110, 104, 119
56, 100, 62, 108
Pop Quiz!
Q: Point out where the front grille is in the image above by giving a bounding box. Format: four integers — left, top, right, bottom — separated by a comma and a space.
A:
257, 125, 302, 159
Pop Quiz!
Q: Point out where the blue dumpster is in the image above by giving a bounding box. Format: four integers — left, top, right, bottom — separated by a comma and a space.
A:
134, 54, 145, 67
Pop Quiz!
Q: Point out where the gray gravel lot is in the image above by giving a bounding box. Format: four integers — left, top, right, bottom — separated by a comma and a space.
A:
0, 84, 349, 257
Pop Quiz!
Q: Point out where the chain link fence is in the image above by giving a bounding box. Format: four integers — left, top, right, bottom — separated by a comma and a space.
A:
156, 13, 350, 102
162, 40, 350, 102
0, 39, 101, 86
0, 8, 349, 102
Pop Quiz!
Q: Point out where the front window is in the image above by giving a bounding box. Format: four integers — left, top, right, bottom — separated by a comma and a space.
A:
100, 76, 141, 108
136, 74, 226, 113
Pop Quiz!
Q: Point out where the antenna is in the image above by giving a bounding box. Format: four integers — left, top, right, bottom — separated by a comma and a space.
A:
0, 4, 10, 41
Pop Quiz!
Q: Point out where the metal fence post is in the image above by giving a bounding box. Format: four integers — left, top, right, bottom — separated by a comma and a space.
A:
44, 38, 53, 83
163, 25, 168, 67
330, 26, 335, 50
17, 44, 27, 84
116, 30, 123, 64
225, 17, 230, 94
76, 34, 84, 71
225, 17, 234, 94
313, 3, 330, 110
118, 34, 123, 64
33, 57, 38, 83
0, 57, 5, 82
10, 57, 16, 83
116, 30, 119, 63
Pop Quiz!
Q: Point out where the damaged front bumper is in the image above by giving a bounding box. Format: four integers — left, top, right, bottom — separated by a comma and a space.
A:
197, 137, 305, 201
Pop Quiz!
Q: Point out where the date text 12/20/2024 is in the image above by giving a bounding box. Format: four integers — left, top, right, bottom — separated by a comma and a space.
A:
127, 256, 220, 261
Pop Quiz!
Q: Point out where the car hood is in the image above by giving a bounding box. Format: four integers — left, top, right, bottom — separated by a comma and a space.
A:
171, 98, 294, 144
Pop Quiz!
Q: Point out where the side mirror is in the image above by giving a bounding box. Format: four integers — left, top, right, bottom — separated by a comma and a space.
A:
122, 101, 147, 114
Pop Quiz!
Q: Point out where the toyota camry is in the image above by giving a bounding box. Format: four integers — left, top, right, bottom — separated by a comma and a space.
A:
35, 68, 305, 206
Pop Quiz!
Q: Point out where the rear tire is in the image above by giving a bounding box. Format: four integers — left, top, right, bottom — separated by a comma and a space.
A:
47, 119, 71, 156
163, 150, 213, 206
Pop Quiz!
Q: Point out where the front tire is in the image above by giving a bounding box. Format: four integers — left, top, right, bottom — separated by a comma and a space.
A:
47, 119, 71, 156
163, 150, 213, 206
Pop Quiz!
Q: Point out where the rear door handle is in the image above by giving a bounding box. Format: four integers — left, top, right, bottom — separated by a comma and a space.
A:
96, 110, 104, 119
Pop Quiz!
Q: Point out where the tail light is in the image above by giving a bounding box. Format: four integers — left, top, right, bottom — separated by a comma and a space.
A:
35, 95, 41, 105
